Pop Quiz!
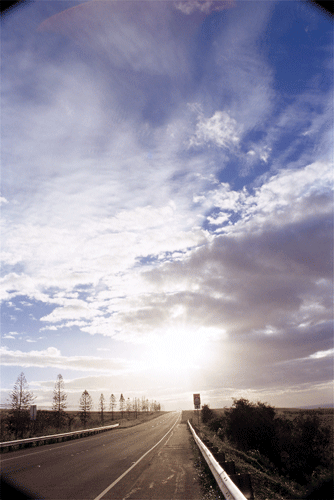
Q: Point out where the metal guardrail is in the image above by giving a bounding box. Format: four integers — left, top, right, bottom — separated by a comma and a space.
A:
188, 420, 247, 500
0, 423, 119, 449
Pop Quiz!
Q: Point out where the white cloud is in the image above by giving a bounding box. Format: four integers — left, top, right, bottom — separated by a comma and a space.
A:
1, 180, 210, 316
210, 182, 243, 211
67, 160, 332, 346
246, 145, 271, 165
207, 213, 230, 226
309, 348, 334, 360
137, 161, 333, 342
239, 161, 333, 230
0, 346, 135, 373
174, 0, 235, 15
189, 111, 240, 149
40, 302, 104, 323
39, 325, 58, 332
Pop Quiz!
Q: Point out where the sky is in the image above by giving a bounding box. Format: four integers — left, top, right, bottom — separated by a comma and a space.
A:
1, 0, 333, 412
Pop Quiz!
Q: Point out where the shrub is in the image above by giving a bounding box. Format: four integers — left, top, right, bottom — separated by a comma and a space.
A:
282, 414, 332, 483
201, 404, 214, 424
6, 409, 30, 439
225, 398, 277, 460
208, 415, 227, 435
218, 398, 332, 484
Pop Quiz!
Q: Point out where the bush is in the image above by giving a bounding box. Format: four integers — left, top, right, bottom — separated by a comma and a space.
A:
6, 409, 30, 439
217, 398, 332, 484
208, 415, 227, 435
225, 399, 277, 460
282, 414, 332, 483
201, 404, 214, 424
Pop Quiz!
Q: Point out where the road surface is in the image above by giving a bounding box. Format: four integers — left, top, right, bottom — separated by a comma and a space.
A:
1, 412, 202, 499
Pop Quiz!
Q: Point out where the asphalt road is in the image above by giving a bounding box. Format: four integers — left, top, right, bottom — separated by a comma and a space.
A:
1, 412, 193, 500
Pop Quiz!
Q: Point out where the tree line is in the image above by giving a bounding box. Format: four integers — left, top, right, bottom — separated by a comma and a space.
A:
4, 372, 161, 439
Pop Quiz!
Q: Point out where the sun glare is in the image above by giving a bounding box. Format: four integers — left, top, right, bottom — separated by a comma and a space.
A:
145, 326, 220, 375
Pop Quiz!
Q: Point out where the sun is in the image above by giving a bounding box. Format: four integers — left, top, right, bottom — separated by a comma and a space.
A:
145, 325, 216, 375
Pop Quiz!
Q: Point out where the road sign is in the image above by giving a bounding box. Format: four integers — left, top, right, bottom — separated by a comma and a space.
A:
193, 394, 201, 407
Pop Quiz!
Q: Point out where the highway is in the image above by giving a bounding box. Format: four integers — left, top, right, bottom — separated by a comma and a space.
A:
1, 412, 197, 500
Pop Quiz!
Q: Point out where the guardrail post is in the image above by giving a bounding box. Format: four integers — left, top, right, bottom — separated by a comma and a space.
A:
229, 474, 254, 500
212, 451, 226, 463
220, 461, 236, 474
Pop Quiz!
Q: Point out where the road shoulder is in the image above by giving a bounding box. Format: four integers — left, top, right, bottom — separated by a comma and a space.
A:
121, 422, 202, 500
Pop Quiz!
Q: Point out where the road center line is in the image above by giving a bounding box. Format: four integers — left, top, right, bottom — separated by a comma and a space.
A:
93, 415, 180, 500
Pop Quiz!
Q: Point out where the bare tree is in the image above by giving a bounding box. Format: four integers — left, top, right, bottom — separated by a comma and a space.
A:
7, 372, 35, 438
79, 390, 93, 427
52, 374, 67, 428
151, 400, 161, 412
119, 394, 125, 418
99, 393, 106, 425
126, 397, 132, 418
141, 396, 149, 412
109, 394, 117, 420
132, 397, 140, 419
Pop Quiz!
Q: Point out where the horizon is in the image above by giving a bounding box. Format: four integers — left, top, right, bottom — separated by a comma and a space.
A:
1, 0, 333, 412
1, 399, 333, 412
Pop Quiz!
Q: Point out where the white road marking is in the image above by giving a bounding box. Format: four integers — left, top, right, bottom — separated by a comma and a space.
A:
93, 416, 180, 500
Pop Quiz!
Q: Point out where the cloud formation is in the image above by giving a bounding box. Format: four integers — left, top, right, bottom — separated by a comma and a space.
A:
1, 0, 333, 409
1, 346, 134, 373
189, 111, 240, 149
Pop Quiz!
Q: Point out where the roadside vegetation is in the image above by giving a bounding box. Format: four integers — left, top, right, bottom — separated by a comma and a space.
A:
184, 399, 333, 500
1, 372, 163, 445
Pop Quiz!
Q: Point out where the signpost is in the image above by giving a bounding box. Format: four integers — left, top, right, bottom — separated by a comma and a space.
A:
30, 405, 37, 421
193, 394, 201, 425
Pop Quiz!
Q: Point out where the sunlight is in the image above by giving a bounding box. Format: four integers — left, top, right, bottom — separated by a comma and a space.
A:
145, 325, 222, 375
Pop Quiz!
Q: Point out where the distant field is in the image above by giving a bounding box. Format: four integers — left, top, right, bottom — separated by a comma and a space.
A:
181, 410, 198, 423
276, 407, 334, 431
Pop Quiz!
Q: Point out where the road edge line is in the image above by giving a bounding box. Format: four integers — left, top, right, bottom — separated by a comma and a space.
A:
93, 414, 180, 500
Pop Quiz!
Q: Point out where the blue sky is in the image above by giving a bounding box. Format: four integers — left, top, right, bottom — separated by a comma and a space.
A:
1, 0, 333, 411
